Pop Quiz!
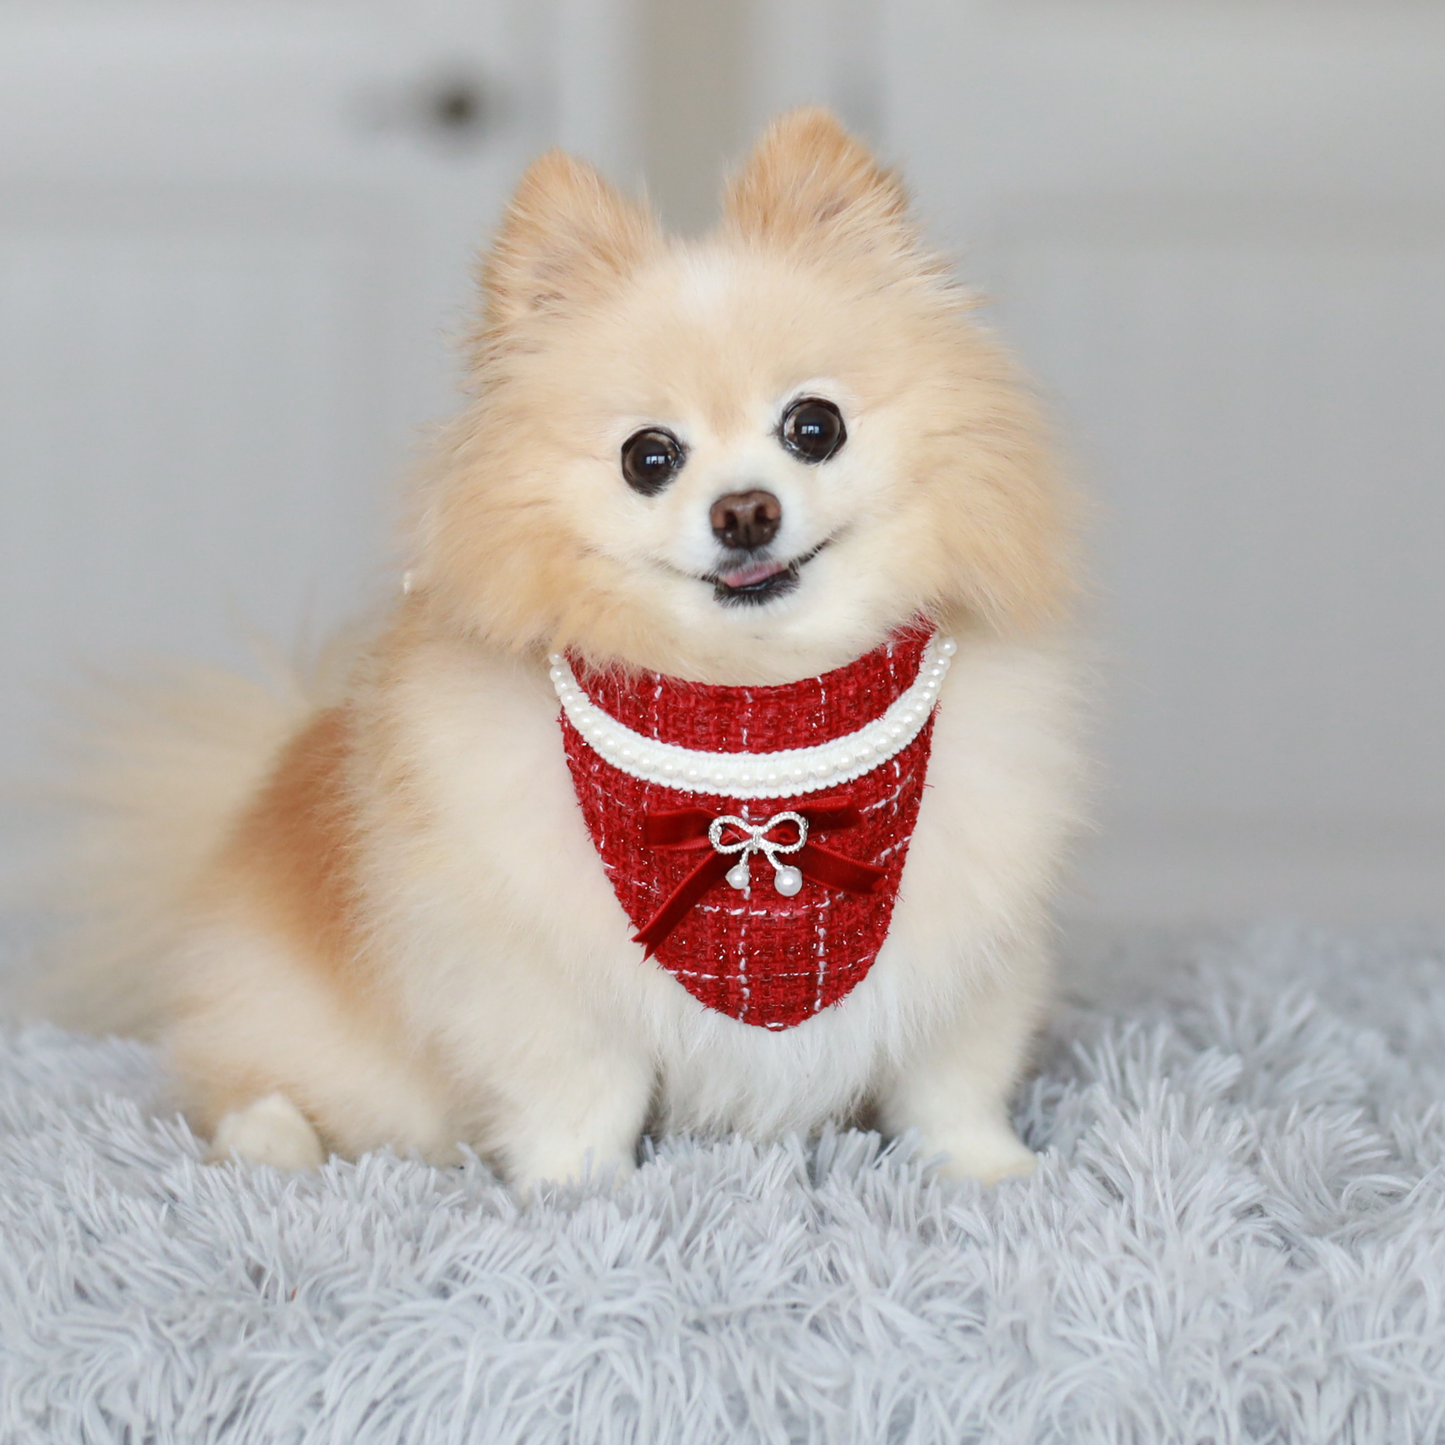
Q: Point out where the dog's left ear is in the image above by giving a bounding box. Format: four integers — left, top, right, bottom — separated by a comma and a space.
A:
722, 108, 921, 270
477, 150, 662, 353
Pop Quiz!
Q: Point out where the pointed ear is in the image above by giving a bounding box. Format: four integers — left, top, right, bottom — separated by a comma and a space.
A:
479, 150, 661, 343
722, 108, 917, 264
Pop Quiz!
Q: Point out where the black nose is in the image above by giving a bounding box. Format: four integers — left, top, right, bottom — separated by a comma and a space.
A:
710, 490, 782, 550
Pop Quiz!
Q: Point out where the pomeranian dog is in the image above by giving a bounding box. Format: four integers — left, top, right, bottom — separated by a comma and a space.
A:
44, 109, 1084, 1192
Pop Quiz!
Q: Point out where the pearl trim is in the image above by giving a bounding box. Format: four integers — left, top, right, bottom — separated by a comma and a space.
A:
549, 635, 956, 799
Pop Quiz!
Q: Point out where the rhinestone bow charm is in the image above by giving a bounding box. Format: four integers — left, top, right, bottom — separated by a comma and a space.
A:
632, 795, 888, 957
708, 811, 808, 896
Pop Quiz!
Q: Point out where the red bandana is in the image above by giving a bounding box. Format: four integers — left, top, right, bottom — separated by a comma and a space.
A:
559, 629, 937, 1030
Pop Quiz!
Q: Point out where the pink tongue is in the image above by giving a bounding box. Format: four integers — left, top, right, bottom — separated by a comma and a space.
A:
719, 558, 788, 589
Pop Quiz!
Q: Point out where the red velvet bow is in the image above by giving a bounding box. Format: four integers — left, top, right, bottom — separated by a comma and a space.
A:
632, 794, 886, 958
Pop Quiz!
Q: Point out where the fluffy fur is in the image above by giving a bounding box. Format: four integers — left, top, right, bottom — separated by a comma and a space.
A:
41, 110, 1086, 1192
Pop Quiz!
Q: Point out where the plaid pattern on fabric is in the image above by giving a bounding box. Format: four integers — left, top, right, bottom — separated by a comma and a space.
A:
561, 629, 936, 1029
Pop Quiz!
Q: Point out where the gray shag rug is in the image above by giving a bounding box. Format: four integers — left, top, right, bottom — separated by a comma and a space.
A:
4, 924, 1445, 1445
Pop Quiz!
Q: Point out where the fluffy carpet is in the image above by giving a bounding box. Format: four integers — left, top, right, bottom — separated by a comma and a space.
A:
4, 924, 1445, 1445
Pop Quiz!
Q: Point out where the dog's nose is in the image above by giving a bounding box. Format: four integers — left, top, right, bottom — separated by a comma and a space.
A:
710, 490, 782, 550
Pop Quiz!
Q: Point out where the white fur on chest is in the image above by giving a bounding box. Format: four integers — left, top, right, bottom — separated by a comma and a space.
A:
371, 634, 1082, 1142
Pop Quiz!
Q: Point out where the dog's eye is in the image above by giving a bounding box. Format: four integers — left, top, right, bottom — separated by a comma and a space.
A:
779, 398, 846, 464
620, 428, 685, 495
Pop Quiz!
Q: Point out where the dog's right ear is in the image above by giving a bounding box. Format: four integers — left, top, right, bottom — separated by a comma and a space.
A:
477, 151, 661, 352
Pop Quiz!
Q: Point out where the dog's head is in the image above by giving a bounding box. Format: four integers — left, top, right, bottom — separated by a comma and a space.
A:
415, 109, 1071, 683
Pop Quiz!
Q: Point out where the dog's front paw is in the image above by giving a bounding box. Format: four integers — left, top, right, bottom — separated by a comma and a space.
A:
926, 1120, 1036, 1185
208, 1092, 325, 1170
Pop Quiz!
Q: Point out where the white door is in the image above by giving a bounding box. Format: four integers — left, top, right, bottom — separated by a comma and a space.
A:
755, 2, 1445, 924
0, 0, 636, 865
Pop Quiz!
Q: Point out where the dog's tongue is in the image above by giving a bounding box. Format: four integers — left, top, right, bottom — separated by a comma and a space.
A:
719, 558, 790, 590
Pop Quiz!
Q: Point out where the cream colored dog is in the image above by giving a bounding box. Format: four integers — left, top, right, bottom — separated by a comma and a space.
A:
48, 110, 1085, 1192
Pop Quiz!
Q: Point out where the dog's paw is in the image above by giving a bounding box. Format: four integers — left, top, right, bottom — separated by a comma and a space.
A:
208, 1093, 325, 1170
927, 1120, 1037, 1185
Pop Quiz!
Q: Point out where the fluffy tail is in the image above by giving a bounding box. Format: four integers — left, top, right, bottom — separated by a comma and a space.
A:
17, 650, 329, 1038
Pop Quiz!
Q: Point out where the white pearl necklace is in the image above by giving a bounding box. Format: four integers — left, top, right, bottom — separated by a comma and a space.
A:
548, 635, 956, 800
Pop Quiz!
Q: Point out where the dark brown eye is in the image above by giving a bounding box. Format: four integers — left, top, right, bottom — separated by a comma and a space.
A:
780, 397, 846, 463
620, 428, 685, 495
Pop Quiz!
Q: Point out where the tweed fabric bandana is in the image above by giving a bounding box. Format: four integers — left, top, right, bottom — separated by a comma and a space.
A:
559, 629, 936, 1030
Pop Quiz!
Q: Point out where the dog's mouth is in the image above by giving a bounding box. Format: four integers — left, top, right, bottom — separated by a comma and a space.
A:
704, 540, 831, 606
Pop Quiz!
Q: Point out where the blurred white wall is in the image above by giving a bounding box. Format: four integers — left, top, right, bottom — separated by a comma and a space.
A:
2, 0, 1441, 929
638, 0, 751, 233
